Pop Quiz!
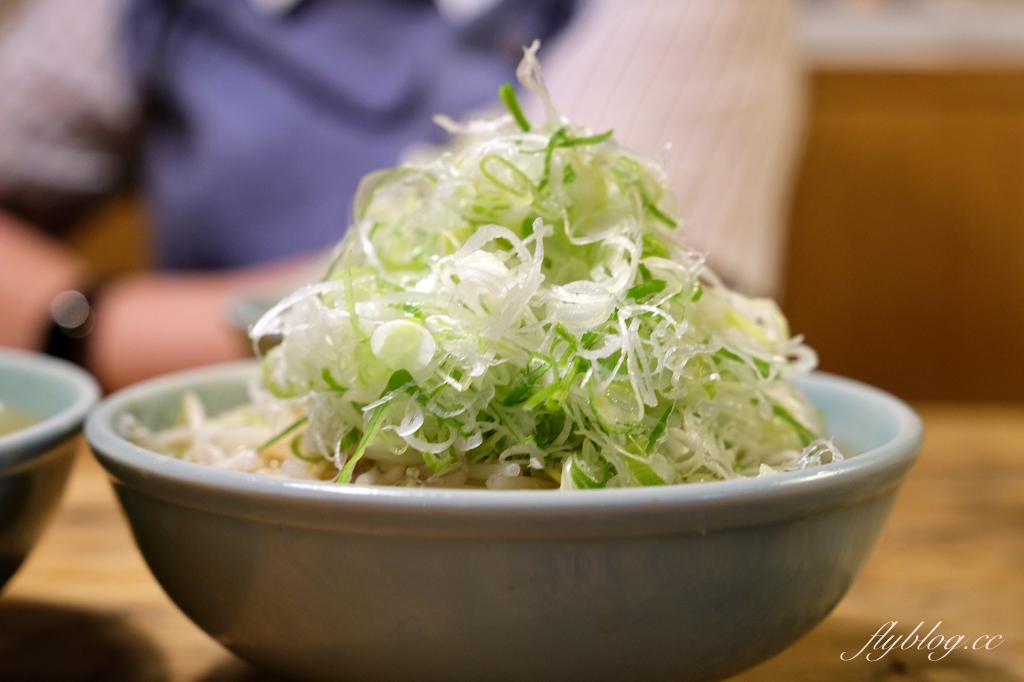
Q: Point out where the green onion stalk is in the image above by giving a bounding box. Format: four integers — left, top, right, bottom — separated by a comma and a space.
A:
249, 41, 841, 488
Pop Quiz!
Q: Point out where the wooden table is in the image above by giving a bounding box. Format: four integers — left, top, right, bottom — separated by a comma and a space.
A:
2, 404, 1022, 681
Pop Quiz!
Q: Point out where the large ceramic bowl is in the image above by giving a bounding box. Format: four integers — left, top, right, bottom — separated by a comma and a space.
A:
0, 349, 100, 589
86, 363, 921, 682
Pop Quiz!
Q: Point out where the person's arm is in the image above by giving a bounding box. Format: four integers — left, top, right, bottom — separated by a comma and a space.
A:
530, 0, 805, 297
0, 209, 89, 349
1, 205, 317, 390
87, 257, 316, 391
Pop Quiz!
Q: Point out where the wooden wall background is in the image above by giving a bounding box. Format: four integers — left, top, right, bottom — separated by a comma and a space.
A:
782, 71, 1024, 401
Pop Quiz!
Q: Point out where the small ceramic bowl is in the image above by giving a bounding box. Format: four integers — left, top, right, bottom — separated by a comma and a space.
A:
86, 363, 921, 682
0, 349, 100, 589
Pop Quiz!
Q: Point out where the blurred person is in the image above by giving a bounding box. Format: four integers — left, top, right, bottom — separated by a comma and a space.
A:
0, 0, 803, 391
536, 0, 804, 297
0, 0, 575, 388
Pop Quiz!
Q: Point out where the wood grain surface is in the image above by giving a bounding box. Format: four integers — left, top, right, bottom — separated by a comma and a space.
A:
1, 404, 1021, 682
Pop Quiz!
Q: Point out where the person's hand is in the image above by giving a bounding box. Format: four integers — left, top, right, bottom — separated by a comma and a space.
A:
87, 256, 317, 391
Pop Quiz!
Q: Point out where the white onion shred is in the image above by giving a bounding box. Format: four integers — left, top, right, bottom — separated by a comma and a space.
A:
133, 45, 842, 489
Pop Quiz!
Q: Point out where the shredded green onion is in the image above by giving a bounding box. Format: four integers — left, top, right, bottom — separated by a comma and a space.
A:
499, 83, 531, 132
142, 41, 841, 489
258, 417, 308, 453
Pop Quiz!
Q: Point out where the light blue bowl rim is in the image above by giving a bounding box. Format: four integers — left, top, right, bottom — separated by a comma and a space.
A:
86, 361, 923, 534
0, 348, 101, 468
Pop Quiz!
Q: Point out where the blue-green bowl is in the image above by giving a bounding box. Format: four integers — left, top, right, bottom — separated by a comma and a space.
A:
87, 364, 921, 682
0, 349, 100, 589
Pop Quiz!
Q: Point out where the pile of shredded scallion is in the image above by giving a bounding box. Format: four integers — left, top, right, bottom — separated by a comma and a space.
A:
124, 42, 841, 489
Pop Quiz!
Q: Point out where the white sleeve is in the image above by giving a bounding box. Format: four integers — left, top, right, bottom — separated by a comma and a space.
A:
0, 0, 138, 225
529, 0, 805, 296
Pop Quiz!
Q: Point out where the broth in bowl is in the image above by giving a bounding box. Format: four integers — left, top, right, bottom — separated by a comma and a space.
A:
0, 406, 40, 438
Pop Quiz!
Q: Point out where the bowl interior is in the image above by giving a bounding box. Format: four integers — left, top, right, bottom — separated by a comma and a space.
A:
1, 359, 86, 420
0, 350, 100, 465
126, 370, 253, 433
88, 363, 922, 537
799, 379, 905, 454
119, 365, 910, 462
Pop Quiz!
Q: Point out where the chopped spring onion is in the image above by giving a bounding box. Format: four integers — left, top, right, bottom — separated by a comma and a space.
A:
134, 41, 842, 489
